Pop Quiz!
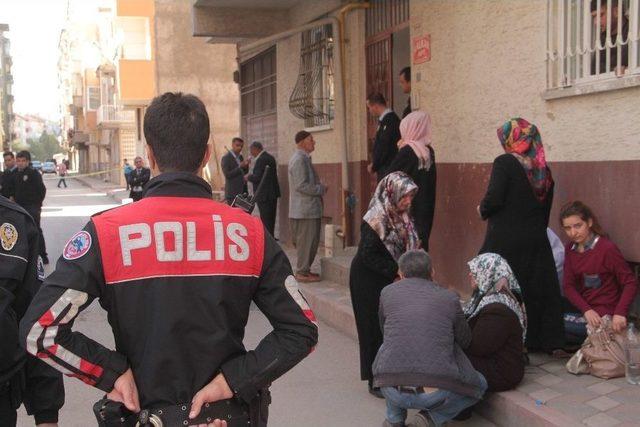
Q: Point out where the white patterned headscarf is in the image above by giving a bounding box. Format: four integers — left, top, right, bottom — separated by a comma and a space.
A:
363, 172, 419, 261
463, 253, 527, 342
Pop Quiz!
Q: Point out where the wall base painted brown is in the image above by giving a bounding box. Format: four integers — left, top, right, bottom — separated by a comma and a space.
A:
277, 159, 640, 296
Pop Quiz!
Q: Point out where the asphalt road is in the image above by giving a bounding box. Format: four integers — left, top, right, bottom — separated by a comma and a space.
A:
17, 177, 494, 427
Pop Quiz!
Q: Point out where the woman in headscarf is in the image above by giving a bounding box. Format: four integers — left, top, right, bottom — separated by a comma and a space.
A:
387, 110, 437, 251
478, 118, 566, 356
464, 253, 526, 392
349, 172, 419, 397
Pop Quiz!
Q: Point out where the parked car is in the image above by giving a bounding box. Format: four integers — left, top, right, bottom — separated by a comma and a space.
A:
42, 161, 57, 174
31, 160, 42, 172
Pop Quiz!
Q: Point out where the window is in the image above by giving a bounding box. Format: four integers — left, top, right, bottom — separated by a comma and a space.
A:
240, 47, 276, 118
289, 24, 334, 128
547, 0, 640, 90
86, 86, 100, 111
115, 17, 151, 60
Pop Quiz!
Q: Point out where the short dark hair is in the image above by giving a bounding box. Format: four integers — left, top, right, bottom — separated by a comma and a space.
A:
295, 130, 311, 144
16, 150, 31, 161
232, 137, 244, 144
366, 92, 387, 106
591, 0, 618, 11
143, 92, 210, 173
398, 250, 432, 280
399, 66, 411, 82
3, 151, 14, 159
250, 141, 263, 151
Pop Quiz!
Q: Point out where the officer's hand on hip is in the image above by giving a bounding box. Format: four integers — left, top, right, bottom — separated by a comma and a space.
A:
189, 372, 233, 421
107, 368, 141, 412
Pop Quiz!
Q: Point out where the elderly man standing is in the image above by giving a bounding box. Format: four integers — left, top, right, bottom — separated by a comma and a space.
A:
288, 131, 326, 283
374, 250, 487, 427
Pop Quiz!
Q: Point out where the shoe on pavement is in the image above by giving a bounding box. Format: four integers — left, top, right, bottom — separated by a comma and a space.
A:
410, 411, 436, 427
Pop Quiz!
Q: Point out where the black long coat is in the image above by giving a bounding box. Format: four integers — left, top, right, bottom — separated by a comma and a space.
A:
479, 153, 564, 351
387, 145, 437, 251
247, 151, 280, 202
349, 222, 398, 381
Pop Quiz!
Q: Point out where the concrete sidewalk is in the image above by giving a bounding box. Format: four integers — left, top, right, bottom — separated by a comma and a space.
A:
302, 254, 640, 427
73, 173, 130, 203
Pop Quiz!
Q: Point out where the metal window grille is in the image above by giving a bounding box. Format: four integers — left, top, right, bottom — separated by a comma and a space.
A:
289, 24, 334, 128
365, 0, 410, 38
547, 0, 640, 89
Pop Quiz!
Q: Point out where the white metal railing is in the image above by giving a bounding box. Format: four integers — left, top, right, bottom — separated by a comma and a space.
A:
96, 104, 135, 126
547, 0, 640, 89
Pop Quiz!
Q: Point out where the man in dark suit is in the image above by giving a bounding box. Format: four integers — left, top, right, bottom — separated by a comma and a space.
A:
366, 93, 400, 182
246, 141, 280, 237
221, 137, 249, 204
129, 156, 151, 202
399, 66, 412, 118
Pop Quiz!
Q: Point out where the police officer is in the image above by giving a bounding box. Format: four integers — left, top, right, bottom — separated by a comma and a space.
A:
13, 151, 48, 264
20, 92, 318, 427
1, 195, 64, 426
1, 151, 18, 199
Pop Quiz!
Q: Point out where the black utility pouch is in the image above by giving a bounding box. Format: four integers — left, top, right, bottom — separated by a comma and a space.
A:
93, 398, 135, 427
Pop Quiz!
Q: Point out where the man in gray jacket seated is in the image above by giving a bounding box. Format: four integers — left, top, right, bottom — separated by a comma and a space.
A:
373, 250, 487, 427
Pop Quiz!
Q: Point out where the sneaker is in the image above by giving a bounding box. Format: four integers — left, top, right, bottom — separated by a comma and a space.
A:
410, 411, 436, 427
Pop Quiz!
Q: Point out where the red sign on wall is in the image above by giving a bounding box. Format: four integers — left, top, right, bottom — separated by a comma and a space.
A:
412, 35, 431, 64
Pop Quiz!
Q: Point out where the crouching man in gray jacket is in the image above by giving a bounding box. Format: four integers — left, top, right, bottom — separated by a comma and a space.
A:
373, 250, 487, 427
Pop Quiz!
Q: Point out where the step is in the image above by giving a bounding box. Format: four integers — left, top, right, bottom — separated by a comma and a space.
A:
320, 253, 355, 288
300, 280, 356, 339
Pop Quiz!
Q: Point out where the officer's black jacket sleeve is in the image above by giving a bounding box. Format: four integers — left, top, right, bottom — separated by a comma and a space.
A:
20, 221, 129, 392
221, 233, 318, 403
1, 202, 40, 379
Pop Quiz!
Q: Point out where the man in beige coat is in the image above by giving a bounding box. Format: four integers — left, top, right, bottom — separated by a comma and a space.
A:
288, 131, 327, 282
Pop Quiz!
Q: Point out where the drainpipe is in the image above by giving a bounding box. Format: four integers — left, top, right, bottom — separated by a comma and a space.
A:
237, 2, 369, 247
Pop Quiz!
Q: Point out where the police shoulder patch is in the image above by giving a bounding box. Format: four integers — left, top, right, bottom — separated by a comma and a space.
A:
1, 222, 18, 251
37, 256, 45, 281
63, 230, 92, 260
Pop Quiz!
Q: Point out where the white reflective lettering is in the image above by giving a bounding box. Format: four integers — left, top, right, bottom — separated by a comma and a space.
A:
119, 223, 151, 266
186, 221, 211, 261
226, 223, 249, 261
154, 222, 183, 262
213, 215, 225, 260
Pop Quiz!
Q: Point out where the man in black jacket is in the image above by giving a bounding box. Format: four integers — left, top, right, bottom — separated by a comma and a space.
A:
221, 137, 249, 204
399, 67, 412, 119
13, 151, 48, 264
246, 141, 280, 238
1, 195, 64, 427
128, 157, 151, 202
1, 151, 17, 198
366, 93, 400, 183
20, 92, 317, 427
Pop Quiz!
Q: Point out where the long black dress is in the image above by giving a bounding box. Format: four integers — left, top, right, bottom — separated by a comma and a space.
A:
387, 145, 437, 251
479, 153, 564, 351
350, 222, 398, 381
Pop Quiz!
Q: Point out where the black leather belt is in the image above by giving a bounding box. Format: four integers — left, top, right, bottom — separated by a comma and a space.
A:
94, 398, 250, 427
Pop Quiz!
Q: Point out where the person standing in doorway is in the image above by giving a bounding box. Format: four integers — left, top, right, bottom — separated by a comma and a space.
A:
366, 93, 400, 183
123, 159, 133, 190
246, 141, 280, 237
399, 66, 412, 119
13, 151, 48, 265
128, 156, 150, 202
56, 161, 67, 188
221, 137, 250, 205
288, 131, 326, 283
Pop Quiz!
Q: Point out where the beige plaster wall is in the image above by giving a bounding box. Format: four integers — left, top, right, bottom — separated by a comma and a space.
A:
154, 0, 240, 190
410, 0, 640, 164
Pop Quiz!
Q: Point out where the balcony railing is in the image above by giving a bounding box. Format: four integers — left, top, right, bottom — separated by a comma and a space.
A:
96, 105, 135, 127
